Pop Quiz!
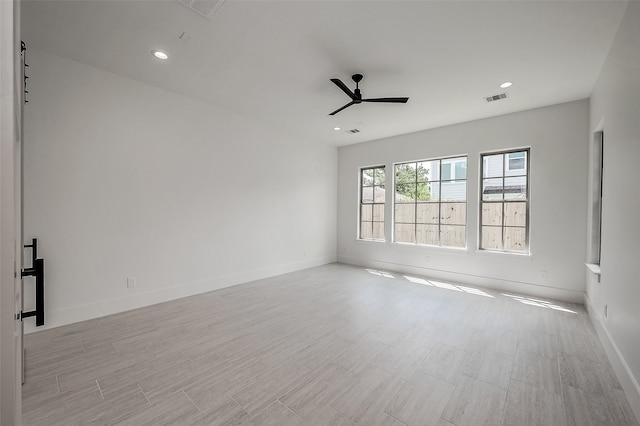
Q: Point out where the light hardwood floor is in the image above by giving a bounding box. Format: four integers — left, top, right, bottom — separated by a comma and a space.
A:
22, 263, 638, 425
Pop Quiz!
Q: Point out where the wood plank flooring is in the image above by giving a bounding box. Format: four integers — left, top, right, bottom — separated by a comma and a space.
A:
22, 263, 638, 425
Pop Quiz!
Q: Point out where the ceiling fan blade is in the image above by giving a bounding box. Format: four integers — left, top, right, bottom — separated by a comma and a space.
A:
331, 79, 356, 100
329, 101, 355, 116
363, 97, 409, 103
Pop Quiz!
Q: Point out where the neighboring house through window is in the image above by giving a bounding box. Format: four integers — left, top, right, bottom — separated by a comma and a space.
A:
480, 149, 530, 253
507, 151, 526, 171
360, 166, 385, 240
394, 156, 467, 248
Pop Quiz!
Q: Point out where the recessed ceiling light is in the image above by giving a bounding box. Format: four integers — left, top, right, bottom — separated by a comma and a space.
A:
500, 82, 512, 88
333, 127, 341, 131
152, 50, 168, 60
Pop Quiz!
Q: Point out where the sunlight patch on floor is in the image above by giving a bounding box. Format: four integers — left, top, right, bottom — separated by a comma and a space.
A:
502, 293, 577, 314
403, 275, 494, 298
366, 269, 396, 278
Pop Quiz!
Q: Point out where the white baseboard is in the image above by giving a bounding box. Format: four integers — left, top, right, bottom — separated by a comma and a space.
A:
338, 255, 584, 303
584, 294, 640, 424
25, 255, 336, 333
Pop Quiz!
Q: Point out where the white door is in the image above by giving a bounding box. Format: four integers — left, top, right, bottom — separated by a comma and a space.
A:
16, 34, 25, 389
1, 0, 23, 423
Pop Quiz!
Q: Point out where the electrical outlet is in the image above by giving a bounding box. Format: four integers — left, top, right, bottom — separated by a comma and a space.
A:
126, 277, 136, 288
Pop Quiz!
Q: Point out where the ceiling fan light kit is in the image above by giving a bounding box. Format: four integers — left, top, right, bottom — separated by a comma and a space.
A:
328, 74, 409, 116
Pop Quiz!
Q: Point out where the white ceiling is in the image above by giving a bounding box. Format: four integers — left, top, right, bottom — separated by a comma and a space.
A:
21, 0, 627, 147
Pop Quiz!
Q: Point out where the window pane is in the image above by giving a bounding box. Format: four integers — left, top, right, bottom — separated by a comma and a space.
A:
373, 185, 386, 202
428, 181, 440, 201
504, 227, 526, 251
441, 203, 466, 225
372, 204, 384, 221
504, 202, 526, 227
360, 222, 372, 239
417, 160, 439, 182
362, 186, 374, 203
481, 226, 503, 250
504, 177, 526, 200
508, 152, 525, 171
483, 154, 504, 178
441, 225, 466, 248
395, 183, 415, 202
362, 169, 374, 186
506, 151, 527, 176
441, 180, 466, 201
395, 224, 415, 243
454, 159, 467, 180
416, 202, 439, 224
482, 203, 502, 226
395, 163, 417, 184
395, 204, 415, 223
416, 182, 434, 201
374, 168, 386, 186
483, 178, 503, 201
361, 204, 373, 221
416, 224, 438, 245
396, 181, 437, 202
372, 222, 384, 240
441, 163, 452, 180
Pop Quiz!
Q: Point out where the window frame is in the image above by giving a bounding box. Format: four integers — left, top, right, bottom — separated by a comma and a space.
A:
479, 148, 531, 254
392, 155, 468, 249
358, 165, 386, 241
590, 131, 604, 265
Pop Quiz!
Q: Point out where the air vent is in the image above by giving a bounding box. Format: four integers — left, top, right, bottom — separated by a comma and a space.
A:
346, 129, 360, 134
485, 93, 508, 103
176, 0, 225, 18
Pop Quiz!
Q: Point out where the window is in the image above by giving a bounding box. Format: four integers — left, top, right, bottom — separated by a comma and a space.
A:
359, 166, 385, 240
480, 149, 529, 253
394, 156, 467, 248
590, 131, 604, 264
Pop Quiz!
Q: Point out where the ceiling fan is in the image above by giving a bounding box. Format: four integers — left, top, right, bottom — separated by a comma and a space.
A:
329, 73, 409, 116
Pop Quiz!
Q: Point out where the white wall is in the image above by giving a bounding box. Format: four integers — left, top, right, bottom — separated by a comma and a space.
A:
586, 1, 640, 419
338, 100, 589, 303
22, 49, 337, 331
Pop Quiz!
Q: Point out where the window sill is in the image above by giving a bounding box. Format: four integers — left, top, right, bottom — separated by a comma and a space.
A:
356, 238, 385, 244
391, 241, 469, 254
476, 248, 532, 258
586, 263, 601, 282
